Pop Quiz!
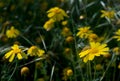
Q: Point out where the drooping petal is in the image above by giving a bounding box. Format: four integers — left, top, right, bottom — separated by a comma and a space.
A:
17, 53, 22, 60
9, 53, 15, 62
5, 50, 13, 58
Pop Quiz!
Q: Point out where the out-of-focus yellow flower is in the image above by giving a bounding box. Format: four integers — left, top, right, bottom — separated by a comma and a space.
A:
61, 27, 72, 37
76, 26, 93, 39
118, 63, 120, 69
62, 68, 73, 81
113, 29, 120, 41
88, 33, 99, 42
79, 42, 109, 63
47, 7, 68, 21
113, 47, 120, 55
0, 34, 8, 42
21, 66, 30, 76
65, 36, 74, 43
103, 53, 111, 58
43, 19, 55, 31
6, 26, 20, 38
27, 46, 45, 57
64, 48, 71, 54
4, 44, 24, 62
37, 78, 45, 81
101, 10, 115, 19
95, 64, 103, 70
66, 69, 73, 76
61, 20, 68, 26
0, 1, 4, 8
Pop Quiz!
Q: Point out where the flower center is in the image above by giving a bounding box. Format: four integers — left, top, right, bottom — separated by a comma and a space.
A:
89, 48, 98, 54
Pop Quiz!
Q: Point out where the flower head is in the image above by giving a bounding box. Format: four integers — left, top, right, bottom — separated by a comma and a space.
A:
79, 42, 109, 63
61, 20, 68, 26
21, 66, 30, 76
101, 10, 115, 19
61, 27, 72, 37
76, 26, 93, 39
6, 26, 20, 38
88, 33, 99, 42
47, 7, 68, 21
113, 29, 120, 41
27, 46, 45, 57
62, 67, 73, 81
43, 19, 55, 31
4, 44, 25, 62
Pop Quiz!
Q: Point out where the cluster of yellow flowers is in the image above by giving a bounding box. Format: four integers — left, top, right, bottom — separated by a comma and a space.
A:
4, 44, 45, 62
76, 26, 103, 42
43, 7, 68, 31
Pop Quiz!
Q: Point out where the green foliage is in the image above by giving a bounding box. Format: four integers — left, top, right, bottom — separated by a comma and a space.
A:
1, 0, 120, 81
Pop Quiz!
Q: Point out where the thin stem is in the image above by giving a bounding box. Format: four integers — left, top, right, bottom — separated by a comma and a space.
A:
100, 54, 116, 81
88, 61, 92, 81
8, 62, 17, 81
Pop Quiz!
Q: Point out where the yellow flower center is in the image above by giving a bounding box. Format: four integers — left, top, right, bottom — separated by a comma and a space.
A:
54, 8, 61, 14
82, 29, 88, 33
89, 48, 98, 54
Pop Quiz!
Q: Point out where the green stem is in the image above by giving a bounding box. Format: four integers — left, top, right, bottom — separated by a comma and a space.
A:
100, 54, 116, 81
8, 62, 17, 81
34, 65, 37, 81
88, 61, 92, 81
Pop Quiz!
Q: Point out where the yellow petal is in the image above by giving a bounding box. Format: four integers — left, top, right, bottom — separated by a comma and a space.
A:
79, 50, 90, 58
17, 53, 22, 60
5, 50, 13, 58
9, 53, 15, 62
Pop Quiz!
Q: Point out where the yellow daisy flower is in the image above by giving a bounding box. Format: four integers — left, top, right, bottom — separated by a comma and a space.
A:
47, 7, 68, 21
4, 44, 24, 62
113, 29, 120, 41
101, 10, 115, 19
6, 26, 20, 38
62, 67, 73, 81
61, 27, 72, 37
79, 42, 109, 63
43, 19, 55, 31
76, 26, 93, 39
61, 20, 68, 26
27, 46, 45, 57
88, 33, 99, 42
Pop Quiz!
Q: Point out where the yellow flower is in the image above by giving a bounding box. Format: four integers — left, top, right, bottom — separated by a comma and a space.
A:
37, 78, 45, 81
64, 48, 71, 54
6, 26, 20, 38
47, 7, 68, 21
79, 42, 109, 63
4, 44, 24, 62
118, 63, 120, 69
113, 47, 120, 55
94, 64, 103, 70
88, 33, 99, 42
76, 26, 93, 39
21, 66, 30, 76
27, 46, 45, 57
61, 20, 68, 26
65, 36, 74, 43
61, 27, 72, 37
113, 29, 120, 41
101, 10, 115, 19
66, 69, 73, 76
62, 68, 73, 81
43, 19, 55, 31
